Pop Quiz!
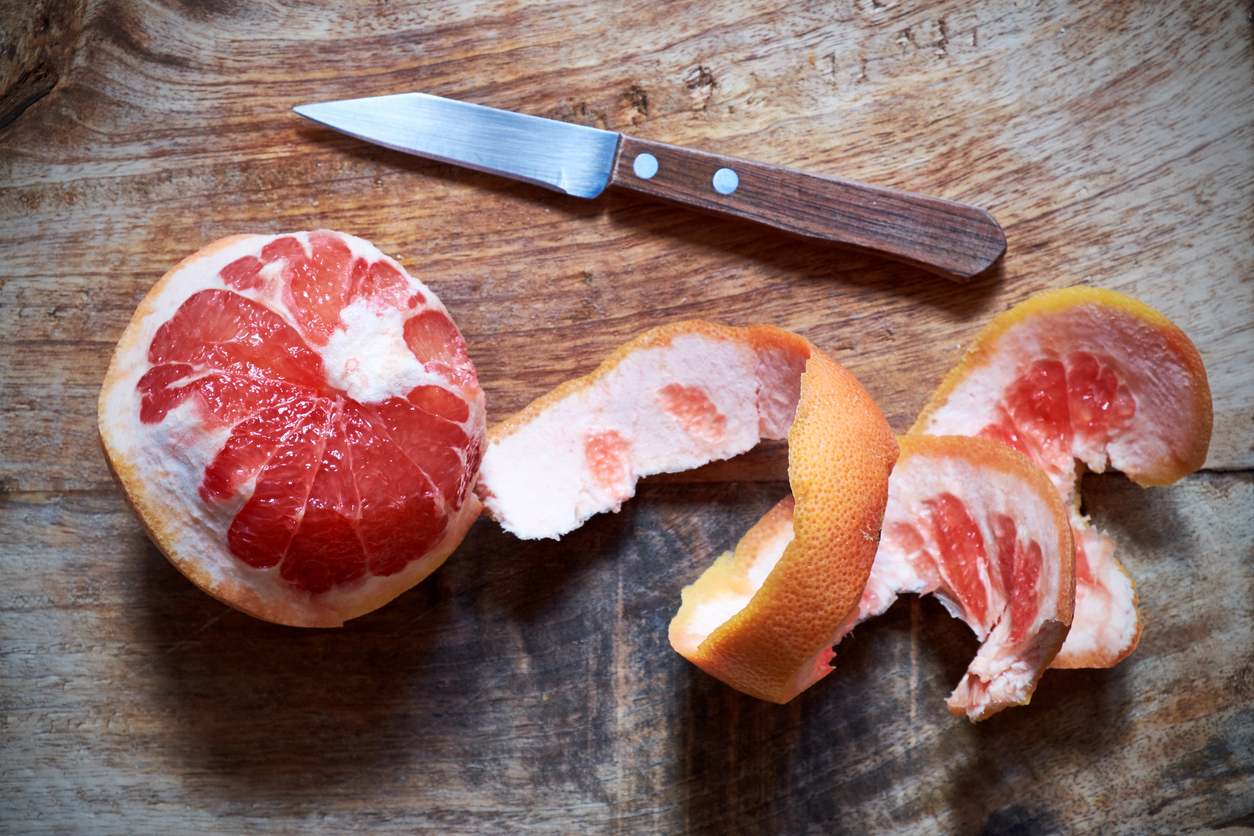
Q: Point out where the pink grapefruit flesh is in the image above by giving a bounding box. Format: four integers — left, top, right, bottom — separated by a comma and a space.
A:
99, 231, 486, 627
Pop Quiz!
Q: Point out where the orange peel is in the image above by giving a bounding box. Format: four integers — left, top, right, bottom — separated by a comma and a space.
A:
669, 344, 897, 702
477, 322, 812, 539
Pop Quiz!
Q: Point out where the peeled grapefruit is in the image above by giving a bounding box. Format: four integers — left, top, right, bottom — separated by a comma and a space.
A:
911, 287, 1212, 667
475, 322, 898, 703
98, 231, 486, 628
859, 434, 1075, 720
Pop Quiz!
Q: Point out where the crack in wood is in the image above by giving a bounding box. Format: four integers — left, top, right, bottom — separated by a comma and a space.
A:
0, 61, 59, 130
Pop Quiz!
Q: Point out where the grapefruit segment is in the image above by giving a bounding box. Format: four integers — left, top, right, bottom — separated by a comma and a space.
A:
227, 402, 330, 571
911, 287, 1211, 668
99, 231, 486, 627
856, 435, 1075, 721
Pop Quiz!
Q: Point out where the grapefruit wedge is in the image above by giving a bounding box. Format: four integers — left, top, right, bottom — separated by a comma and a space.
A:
476, 322, 898, 703
911, 287, 1212, 667
860, 434, 1075, 720
99, 231, 486, 627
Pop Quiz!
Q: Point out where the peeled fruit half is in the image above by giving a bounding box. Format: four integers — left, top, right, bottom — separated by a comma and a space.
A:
911, 286, 1212, 668
99, 231, 486, 627
474, 321, 897, 702
859, 434, 1075, 721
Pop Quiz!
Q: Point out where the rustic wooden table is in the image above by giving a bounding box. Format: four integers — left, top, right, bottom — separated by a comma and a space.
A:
2, 1, 1251, 834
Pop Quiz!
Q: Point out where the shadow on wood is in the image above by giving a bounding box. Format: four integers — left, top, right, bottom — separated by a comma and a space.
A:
134, 536, 453, 795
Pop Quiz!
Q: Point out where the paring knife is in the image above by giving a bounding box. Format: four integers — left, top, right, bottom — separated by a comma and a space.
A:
294, 92, 1006, 282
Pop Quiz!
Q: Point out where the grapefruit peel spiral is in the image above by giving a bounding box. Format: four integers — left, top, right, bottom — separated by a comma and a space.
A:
475, 321, 899, 703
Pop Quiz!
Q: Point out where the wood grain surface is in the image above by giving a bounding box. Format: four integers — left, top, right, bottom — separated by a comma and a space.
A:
1, 1, 1251, 834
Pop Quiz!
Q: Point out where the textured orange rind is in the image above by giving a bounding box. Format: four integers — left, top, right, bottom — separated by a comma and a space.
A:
668, 340, 898, 703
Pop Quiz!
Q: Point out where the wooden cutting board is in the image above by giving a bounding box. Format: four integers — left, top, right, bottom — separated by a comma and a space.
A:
2, 1, 1251, 834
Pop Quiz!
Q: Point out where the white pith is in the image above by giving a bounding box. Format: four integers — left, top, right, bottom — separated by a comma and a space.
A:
671, 511, 795, 656
477, 333, 807, 540
324, 297, 447, 404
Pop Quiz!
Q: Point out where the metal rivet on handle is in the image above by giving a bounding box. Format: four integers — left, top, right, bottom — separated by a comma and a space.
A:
632, 153, 659, 180
712, 167, 739, 195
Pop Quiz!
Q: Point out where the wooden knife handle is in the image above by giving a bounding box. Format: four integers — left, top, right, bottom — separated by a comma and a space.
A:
609, 135, 1006, 282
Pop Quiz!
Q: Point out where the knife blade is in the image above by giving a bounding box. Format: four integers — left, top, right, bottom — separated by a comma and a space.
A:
294, 92, 1006, 282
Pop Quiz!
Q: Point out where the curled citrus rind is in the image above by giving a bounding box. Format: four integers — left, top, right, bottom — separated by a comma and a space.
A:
913, 286, 1211, 488
861, 434, 1075, 720
911, 286, 1211, 668
477, 321, 897, 703
665, 336, 898, 703
477, 322, 811, 540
